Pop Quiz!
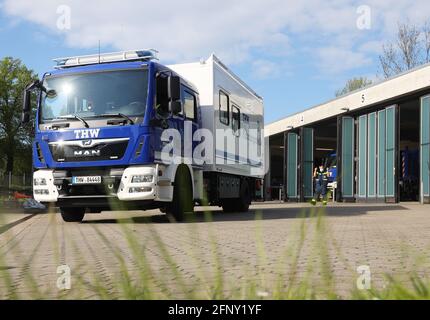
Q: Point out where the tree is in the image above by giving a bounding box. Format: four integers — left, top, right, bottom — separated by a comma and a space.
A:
335, 77, 372, 97
0, 57, 37, 173
379, 22, 430, 78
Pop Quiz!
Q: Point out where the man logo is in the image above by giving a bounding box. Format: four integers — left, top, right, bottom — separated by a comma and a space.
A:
73, 149, 101, 157
74, 129, 100, 139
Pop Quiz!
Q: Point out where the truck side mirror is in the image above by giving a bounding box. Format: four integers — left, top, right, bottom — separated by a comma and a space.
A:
22, 80, 44, 124
168, 76, 181, 101
169, 100, 182, 115
21, 88, 32, 124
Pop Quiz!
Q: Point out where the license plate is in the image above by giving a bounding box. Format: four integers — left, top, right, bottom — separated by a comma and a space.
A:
72, 176, 102, 184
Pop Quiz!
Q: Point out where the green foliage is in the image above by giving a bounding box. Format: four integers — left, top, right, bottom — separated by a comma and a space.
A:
0, 57, 37, 174
335, 77, 373, 97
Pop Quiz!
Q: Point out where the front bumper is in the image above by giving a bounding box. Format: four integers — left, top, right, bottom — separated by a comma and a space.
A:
33, 165, 160, 203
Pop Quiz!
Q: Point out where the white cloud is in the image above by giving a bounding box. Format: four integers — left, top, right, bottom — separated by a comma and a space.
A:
316, 46, 373, 74
2, 0, 430, 75
359, 40, 383, 54
0, 0, 363, 63
251, 59, 282, 79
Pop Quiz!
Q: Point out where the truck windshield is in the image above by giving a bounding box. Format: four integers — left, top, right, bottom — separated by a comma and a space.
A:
40, 69, 148, 121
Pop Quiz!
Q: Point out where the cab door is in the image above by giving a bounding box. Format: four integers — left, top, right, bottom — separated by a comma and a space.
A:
181, 86, 199, 164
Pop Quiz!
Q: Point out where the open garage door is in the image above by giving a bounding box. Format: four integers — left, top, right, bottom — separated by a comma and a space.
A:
356, 105, 398, 202
421, 95, 430, 203
377, 109, 386, 200
340, 105, 398, 203
284, 132, 299, 201
378, 106, 398, 203
357, 113, 378, 201
357, 114, 368, 200
338, 116, 355, 201
385, 105, 398, 203
368, 112, 377, 199
301, 127, 314, 201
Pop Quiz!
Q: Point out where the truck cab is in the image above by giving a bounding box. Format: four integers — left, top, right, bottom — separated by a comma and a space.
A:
22, 50, 264, 222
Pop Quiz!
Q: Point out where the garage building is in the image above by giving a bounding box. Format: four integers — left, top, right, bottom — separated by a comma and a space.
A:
265, 63, 430, 204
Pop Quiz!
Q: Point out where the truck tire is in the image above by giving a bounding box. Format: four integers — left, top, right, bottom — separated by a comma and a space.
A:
166, 166, 194, 222
236, 181, 251, 212
60, 207, 86, 222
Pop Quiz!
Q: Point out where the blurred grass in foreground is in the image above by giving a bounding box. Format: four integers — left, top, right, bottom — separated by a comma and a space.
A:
0, 205, 430, 300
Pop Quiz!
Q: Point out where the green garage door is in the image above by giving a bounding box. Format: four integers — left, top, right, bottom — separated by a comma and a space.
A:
421, 96, 430, 203
341, 116, 355, 200
367, 112, 377, 199
358, 113, 378, 200
385, 105, 397, 202
301, 128, 314, 200
377, 109, 386, 199
286, 132, 299, 200
358, 115, 368, 200
356, 106, 397, 202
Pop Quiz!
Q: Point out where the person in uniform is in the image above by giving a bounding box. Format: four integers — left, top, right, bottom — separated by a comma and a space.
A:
311, 164, 329, 206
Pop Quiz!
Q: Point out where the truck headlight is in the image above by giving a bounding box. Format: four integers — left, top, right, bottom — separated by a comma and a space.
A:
34, 178, 47, 186
131, 175, 153, 183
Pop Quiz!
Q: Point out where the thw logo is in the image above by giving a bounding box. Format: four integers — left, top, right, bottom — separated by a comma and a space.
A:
74, 129, 100, 139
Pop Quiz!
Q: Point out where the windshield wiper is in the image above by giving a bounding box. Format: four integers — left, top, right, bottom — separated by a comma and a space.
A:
97, 113, 135, 125
55, 115, 89, 128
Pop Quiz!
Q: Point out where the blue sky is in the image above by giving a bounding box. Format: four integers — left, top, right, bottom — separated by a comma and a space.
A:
1, 0, 429, 124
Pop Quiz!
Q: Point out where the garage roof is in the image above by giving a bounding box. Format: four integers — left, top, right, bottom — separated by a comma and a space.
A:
265, 62, 430, 137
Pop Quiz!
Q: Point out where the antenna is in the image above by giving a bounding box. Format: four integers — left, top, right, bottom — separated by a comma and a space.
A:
98, 40, 101, 64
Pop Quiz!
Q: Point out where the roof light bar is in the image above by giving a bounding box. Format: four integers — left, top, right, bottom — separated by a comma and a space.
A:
53, 49, 158, 69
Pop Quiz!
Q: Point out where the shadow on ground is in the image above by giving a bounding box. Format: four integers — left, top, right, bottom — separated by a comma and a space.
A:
82, 205, 409, 225
0, 266, 16, 271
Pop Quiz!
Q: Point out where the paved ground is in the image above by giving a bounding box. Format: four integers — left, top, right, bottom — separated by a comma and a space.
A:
0, 202, 430, 299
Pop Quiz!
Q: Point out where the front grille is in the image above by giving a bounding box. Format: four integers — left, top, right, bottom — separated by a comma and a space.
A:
49, 138, 129, 162
68, 185, 108, 196
54, 168, 124, 197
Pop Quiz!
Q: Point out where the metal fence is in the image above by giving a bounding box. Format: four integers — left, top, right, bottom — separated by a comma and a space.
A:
0, 172, 32, 193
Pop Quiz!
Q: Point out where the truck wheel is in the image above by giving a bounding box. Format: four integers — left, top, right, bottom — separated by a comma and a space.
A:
166, 166, 194, 222
236, 181, 251, 212
60, 207, 86, 222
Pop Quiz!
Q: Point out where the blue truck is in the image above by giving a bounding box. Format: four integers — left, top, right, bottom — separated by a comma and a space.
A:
22, 50, 265, 222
